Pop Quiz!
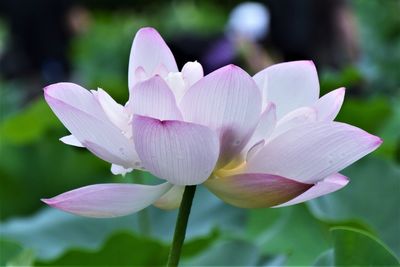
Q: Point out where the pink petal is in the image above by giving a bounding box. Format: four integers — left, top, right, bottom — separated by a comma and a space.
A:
128, 27, 178, 90
275, 173, 349, 207
128, 76, 182, 120
59, 135, 84, 147
44, 84, 138, 167
269, 107, 317, 140
253, 61, 320, 118
42, 183, 172, 218
181, 61, 204, 88
204, 173, 312, 208
132, 115, 220, 185
246, 121, 382, 183
180, 64, 262, 167
153, 185, 184, 210
313, 87, 345, 121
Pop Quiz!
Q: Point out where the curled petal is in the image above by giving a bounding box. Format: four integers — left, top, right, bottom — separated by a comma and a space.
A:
205, 173, 312, 208
128, 27, 178, 89
314, 87, 345, 121
180, 64, 262, 167
253, 61, 320, 118
275, 173, 349, 207
247, 121, 382, 183
153, 185, 184, 210
128, 76, 183, 120
133, 115, 220, 185
42, 183, 172, 218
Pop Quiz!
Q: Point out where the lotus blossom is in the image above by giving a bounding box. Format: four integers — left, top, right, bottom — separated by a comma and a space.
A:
42, 27, 382, 218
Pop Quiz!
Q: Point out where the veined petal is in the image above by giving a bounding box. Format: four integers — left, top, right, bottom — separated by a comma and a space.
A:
153, 185, 184, 210
314, 87, 345, 121
42, 183, 172, 218
269, 107, 317, 140
128, 27, 178, 90
60, 135, 84, 147
205, 173, 312, 208
128, 76, 183, 120
180, 64, 262, 167
181, 61, 204, 88
247, 122, 382, 183
274, 173, 349, 207
45, 86, 138, 167
132, 115, 220, 185
253, 61, 320, 118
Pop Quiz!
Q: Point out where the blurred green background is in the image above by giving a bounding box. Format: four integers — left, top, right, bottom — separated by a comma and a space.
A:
0, 0, 399, 266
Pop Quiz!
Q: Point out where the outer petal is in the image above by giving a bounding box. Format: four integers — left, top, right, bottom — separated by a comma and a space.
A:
253, 61, 320, 118
313, 87, 345, 121
60, 135, 84, 147
204, 173, 312, 208
153, 185, 184, 210
128, 27, 178, 90
268, 107, 317, 140
246, 122, 382, 183
42, 183, 172, 218
128, 76, 182, 120
274, 173, 349, 207
132, 115, 220, 185
44, 84, 138, 167
180, 65, 262, 167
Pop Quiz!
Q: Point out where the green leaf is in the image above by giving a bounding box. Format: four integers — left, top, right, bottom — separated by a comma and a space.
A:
332, 227, 400, 266
335, 97, 392, 134
308, 157, 400, 257
0, 239, 34, 266
246, 205, 332, 266
35, 231, 169, 266
0, 99, 58, 145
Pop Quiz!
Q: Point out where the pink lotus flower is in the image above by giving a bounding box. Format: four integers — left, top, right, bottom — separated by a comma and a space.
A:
42, 27, 382, 218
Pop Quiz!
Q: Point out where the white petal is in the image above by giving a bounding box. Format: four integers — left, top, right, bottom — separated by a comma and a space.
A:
314, 87, 345, 121
128, 76, 182, 120
153, 185, 184, 210
246, 122, 382, 183
95, 88, 130, 133
42, 183, 172, 218
274, 173, 349, 207
181, 61, 204, 88
253, 61, 320, 118
60, 135, 84, 147
180, 64, 262, 167
132, 115, 220, 185
165, 72, 186, 103
111, 164, 134, 176
128, 27, 178, 90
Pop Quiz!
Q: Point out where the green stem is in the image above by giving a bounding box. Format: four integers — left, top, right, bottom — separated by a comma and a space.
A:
167, 185, 197, 267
